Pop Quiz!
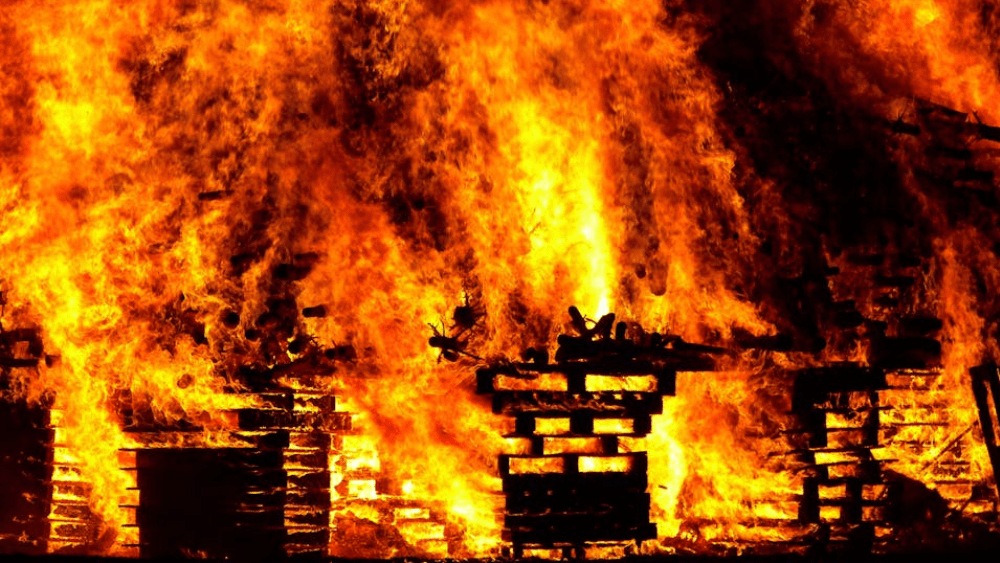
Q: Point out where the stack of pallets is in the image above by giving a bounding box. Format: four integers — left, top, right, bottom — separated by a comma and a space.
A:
477, 308, 718, 558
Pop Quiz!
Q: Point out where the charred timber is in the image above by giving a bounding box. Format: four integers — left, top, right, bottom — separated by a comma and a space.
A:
481, 360, 679, 380
845, 253, 886, 267
134, 448, 288, 561
197, 190, 226, 201
475, 308, 719, 552
0, 385, 52, 555
886, 118, 921, 136
553, 334, 720, 366
954, 166, 995, 182
976, 122, 1000, 142
488, 391, 666, 417
792, 365, 888, 411
0, 357, 40, 369
873, 274, 916, 289
917, 100, 968, 121
734, 332, 794, 352
235, 409, 351, 433
896, 315, 944, 337
301, 305, 327, 318
868, 336, 942, 370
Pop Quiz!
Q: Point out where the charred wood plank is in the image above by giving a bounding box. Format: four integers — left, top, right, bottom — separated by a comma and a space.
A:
0, 357, 41, 368
284, 451, 328, 469
288, 432, 334, 450
792, 366, 887, 412
286, 489, 334, 507
503, 521, 656, 545
230, 431, 292, 451
255, 393, 295, 410
897, 315, 943, 337
287, 471, 330, 491
554, 334, 720, 365
917, 100, 968, 121
506, 505, 651, 530
976, 122, 1000, 142
301, 305, 327, 318
507, 489, 651, 515
285, 510, 330, 527
869, 336, 941, 369
499, 452, 646, 477
491, 392, 663, 417
506, 413, 652, 438
0, 391, 53, 555
197, 190, 226, 201
734, 332, 793, 352
956, 168, 995, 183
874, 274, 916, 289
236, 409, 352, 432
135, 448, 288, 561
480, 362, 675, 381
886, 119, 921, 136
284, 527, 329, 547
845, 253, 885, 266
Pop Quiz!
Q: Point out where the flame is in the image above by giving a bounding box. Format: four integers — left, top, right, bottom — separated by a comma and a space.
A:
2, 0, 1000, 557
796, 0, 1000, 119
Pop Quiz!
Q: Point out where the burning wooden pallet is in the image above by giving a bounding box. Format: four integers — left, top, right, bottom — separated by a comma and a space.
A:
790, 226, 1000, 553
0, 327, 51, 556
326, 411, 458, 558
46, 406, 110, 554
788, 362, 1000, 554
0, 387, 51, 556
130, 446, 288, 560
477, 308, 719, 558
791, 363, 896, 553
121, 385, 348, 560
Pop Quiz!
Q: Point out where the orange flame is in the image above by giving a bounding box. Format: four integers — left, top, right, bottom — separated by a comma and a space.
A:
1, 0, 999, 557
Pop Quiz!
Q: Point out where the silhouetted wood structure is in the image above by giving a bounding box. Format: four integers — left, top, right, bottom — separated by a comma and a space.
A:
477, 308, 719, 557
134, 447, 287, 560
0, 383, 51, 555
123, 387, 343, 560
0, 328, 49, 556
791, 363, 896, 554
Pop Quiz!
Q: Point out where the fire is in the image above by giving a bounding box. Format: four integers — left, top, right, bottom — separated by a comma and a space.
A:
2, 0, 1000, 559
796, 0, 1000, 120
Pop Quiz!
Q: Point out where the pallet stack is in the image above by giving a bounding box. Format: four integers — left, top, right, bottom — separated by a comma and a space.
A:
0, 328, 50, 556
477, 309, 718, 557
788, 227, 999, 553
45, 404, 111, 554
328, 428, 456, 558
791, 363, 898, 553
895, 99, 1000, 523
131, 445, 287, 560
899, 99, 1000, 220
273, 391, 346, 559
122, 382, 350, 560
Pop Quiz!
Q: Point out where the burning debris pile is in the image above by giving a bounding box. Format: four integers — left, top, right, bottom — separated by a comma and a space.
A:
6, 0, 1000, 560
476, 308, 718, 557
